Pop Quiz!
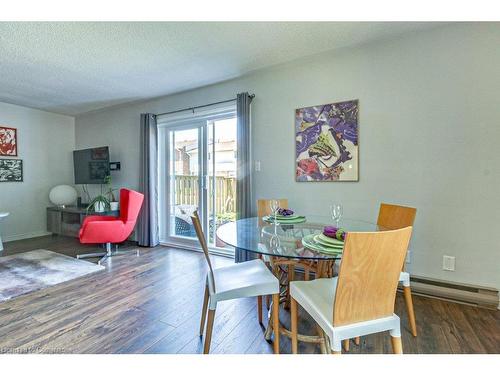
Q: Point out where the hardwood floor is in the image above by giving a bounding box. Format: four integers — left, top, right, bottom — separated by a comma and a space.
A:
0, 235, 499, 354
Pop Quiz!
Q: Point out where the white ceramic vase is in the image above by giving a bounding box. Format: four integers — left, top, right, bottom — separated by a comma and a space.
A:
110, 201, 119, 211
94, 201, 106, 213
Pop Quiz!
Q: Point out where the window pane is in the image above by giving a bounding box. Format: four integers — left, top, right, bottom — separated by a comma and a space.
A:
208, 117, 237, 248
169, 128, 199, 239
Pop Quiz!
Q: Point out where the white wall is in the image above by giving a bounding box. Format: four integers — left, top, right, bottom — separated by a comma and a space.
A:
0, 101, 75, 241
75, 23, 500, 291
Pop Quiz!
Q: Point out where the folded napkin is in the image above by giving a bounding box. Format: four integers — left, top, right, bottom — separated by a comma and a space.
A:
323, 226, 347, 241
277, 208, 294, 217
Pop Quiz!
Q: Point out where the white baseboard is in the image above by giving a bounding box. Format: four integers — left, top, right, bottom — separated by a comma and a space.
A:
3, 231, 52, 243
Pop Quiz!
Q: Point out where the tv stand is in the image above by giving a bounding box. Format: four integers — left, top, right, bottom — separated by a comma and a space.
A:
47, 206, 119, 238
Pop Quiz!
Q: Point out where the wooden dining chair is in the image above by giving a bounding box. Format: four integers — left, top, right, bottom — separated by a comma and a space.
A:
256, 198, 288, 312
257, 198, 288, 218
290, 227, 413, 354
191, 211, 281, 354
377, 203, 417, 337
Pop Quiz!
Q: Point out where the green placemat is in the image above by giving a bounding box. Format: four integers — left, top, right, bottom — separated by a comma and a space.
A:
315, 234, 344, 247
302, 234, 343, 254
274, 214, 301, 220
263, 215, 306, 224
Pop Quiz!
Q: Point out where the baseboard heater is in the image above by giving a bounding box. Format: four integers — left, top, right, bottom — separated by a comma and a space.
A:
401, 275, 499, 310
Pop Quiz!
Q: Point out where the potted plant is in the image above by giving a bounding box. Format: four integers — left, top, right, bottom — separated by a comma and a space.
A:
86, 178, 111, 213
86, 193, 110, 213
104, 175, 119, 211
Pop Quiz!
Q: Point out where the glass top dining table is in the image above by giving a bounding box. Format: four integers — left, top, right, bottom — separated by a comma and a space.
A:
216, 216, 386, 261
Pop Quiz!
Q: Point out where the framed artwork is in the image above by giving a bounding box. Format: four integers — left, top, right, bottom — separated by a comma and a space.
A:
0, 126, 18, 156
295, 99, 358, 181
0, 159, 23, 182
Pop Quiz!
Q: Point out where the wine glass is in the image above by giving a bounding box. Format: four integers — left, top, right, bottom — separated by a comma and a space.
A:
269, 199, 279, 223
330, 203, 343, 226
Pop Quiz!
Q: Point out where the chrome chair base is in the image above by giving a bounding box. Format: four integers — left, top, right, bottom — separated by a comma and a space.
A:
77, 243, 140, 265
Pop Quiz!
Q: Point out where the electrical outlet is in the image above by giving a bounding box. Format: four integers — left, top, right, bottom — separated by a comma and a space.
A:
255, 161, 261, 172
405, 250, 411, 264
442, 255, 456, 271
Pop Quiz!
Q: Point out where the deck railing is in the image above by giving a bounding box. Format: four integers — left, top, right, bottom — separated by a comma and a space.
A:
174, 175, 236, 214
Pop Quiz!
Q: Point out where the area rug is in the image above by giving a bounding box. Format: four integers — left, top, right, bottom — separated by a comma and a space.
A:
0, 249, 104, 303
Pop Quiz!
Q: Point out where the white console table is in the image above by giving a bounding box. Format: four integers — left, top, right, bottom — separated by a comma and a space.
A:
0, 212, 9, 251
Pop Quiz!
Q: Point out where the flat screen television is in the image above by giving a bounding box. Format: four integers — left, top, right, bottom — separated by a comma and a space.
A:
73, 146, 110, 184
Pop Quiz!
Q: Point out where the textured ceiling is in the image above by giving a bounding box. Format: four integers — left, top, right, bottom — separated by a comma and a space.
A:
0, 22, 441, 115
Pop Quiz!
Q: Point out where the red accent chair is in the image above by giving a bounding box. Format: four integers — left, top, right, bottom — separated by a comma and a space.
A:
77, 188, 144, 265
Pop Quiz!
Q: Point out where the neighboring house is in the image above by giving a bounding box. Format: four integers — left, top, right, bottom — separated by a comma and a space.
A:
176, 138, 237, 178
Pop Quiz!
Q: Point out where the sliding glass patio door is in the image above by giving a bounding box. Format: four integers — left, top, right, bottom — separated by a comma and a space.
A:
206, 117, 237, 250
158, 103, 237, 254
165, 122, 206, 245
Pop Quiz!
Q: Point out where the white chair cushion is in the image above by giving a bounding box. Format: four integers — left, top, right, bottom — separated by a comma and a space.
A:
399, 271, 410, 287
291, 277, 402, 351
290, 277, 338, 335
211, 259, 279, 304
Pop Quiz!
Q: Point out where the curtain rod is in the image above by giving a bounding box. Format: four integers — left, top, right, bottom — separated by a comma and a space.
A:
155, 94, 255, 117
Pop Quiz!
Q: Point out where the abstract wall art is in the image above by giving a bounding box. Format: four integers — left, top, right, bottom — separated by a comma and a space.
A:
295, 100, 358, 181
0, 126, 18, 156
0, 159, 23, 182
